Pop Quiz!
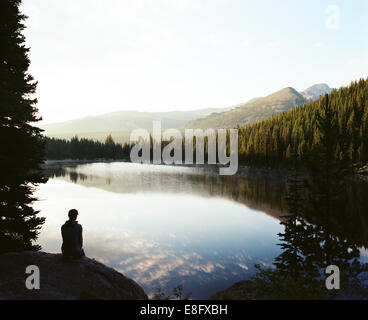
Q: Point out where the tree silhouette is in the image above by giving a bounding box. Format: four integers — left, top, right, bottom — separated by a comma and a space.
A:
304, 94, 350, 267
44, 136, 132, 160
0, 0, 46, 253
274, 152, 314, 280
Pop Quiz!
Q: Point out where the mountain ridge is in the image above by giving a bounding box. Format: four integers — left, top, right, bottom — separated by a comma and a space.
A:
183, 84, 332, 129
301, 83, 333, 101
41, 107, 232, 142
41, 83, 332, 141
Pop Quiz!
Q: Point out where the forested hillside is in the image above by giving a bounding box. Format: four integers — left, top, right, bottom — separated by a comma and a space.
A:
237, 78, 368, 167
45, 135, 132, 160
44, 79, 368, 168
184, 87, 308, 129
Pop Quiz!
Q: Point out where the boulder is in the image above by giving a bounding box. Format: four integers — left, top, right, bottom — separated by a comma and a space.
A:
0, 251, 148, 300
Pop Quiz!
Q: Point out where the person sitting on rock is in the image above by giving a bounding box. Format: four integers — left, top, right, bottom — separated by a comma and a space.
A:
61, 209, 85, 260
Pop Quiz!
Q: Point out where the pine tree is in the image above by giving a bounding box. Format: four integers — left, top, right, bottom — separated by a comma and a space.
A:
305, 94, 349, 220
304, 94, 350, 268
0, 0, 46, 253
105, 134, 114, 145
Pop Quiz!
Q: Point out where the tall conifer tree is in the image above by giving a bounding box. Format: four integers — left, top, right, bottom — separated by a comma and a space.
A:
0, 0, 46, 253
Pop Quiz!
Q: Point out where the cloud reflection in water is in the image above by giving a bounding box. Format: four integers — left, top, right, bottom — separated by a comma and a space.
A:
36, 163, 283, 298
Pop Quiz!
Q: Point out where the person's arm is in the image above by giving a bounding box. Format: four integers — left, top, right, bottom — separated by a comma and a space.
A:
79, 225, 83, 247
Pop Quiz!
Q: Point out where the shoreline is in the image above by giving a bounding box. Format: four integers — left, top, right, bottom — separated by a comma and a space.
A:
43, 159, 368, 183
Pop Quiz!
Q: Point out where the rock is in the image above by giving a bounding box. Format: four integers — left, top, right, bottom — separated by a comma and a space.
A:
211, 279, 368, 300
0, 251, 148, 300
210, 280, 256, 300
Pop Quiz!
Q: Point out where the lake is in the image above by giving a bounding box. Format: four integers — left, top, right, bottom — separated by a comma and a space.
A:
34, 161, 368, 299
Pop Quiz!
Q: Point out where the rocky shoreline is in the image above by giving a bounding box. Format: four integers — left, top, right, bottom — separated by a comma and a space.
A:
0, 251, 147, 300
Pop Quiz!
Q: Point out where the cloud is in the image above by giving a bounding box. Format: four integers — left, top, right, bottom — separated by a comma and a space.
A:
313, 42, 324, 48
237, 263, 248, 270
348, 56, 368, 67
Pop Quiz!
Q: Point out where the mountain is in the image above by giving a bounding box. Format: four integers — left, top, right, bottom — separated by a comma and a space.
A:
234, 77, 368, 166
183, 87, 308, 129
41, 108, 230, 142
183, 84, 332, 130
301, 83, 333, 101
41, 83, 332, 141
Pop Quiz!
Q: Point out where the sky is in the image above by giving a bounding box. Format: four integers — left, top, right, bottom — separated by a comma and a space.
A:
21, 0, 368, 124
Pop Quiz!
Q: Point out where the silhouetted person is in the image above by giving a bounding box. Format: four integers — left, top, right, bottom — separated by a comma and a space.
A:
61, 209, 85, 260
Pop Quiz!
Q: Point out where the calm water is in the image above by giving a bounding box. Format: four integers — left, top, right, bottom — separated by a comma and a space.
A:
35, 162, 368, 299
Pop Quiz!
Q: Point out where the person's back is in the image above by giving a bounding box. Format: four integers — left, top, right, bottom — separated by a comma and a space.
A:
61, 209, 85, 260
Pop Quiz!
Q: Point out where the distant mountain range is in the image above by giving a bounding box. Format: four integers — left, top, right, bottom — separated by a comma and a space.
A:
301, 83, 333, 101
41, 83, 332, 142
183, 84, 332, 129
41, 108, 231, 142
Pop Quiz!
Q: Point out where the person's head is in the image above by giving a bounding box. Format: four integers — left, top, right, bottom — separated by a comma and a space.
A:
68, 209, 78, 221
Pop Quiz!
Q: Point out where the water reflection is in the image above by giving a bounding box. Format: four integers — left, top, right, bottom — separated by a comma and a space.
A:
38, 162, 368, 298
265, 164, 368, 299
37, 163, 285, 299
44, 162, 288, 220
